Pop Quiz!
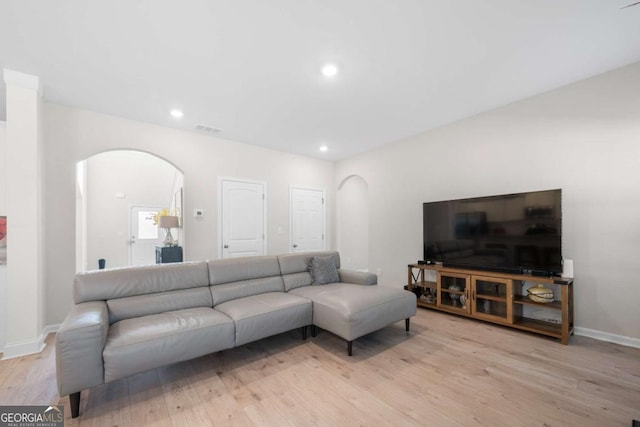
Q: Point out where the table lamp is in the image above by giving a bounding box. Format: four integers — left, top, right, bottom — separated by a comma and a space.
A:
158, 215, 179, 246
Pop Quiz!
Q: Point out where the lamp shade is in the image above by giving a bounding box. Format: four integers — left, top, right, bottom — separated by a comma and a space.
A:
158, 215, 179, 228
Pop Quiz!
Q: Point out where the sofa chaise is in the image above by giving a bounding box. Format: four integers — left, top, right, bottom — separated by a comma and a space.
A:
56, 251, 416, 418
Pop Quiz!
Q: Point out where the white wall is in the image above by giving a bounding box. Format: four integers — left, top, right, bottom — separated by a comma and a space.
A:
337, 175, 369, 271
335, 62, 640, 341
3, 70, 45, 358
85, 150, 181, 270
0, 121, 6, 351
0, 121, 6, 214
168, 170, 184, 245
75, 160, 87, 273
43, 105, 335, 325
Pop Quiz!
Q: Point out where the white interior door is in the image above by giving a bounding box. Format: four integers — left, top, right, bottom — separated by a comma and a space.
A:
290, 187, 325, 253
220, 179, 266, 259
129, 206, 164, 266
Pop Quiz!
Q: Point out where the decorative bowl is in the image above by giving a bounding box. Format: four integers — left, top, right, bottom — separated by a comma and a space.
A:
527, 284, 554, 303
420, 293, 435, 304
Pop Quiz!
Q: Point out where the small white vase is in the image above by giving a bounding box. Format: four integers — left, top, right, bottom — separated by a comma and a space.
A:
448, 284, 461, 306
459, 294, 467, 309
483, 299, 491, 313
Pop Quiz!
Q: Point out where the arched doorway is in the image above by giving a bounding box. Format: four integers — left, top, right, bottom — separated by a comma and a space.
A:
337, 175, 369, 271
76, 150, 183, 271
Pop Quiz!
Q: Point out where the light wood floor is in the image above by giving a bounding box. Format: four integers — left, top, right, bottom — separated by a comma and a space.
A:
1, 309, 639, 426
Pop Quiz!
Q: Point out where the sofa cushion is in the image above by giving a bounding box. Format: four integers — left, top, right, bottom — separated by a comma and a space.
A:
208, 256, 281, 285
215, 292, 312, 346
208, 256, 285, 305
289, 283, 417, 341
280, 271, 313, 292
103, 307, 234, 383
278, 251, 341, 291
107, 287, 213, 324
210, 276, 285, 306
74, 262, 210, 304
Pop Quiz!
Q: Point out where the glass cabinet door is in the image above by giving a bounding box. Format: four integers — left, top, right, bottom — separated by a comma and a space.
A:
471, 276, 512, 323
437, 272, 470, 314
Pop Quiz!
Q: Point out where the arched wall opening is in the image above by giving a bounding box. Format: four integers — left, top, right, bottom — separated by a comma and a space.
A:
337, 174, 369, 271
76, 149, 184, 272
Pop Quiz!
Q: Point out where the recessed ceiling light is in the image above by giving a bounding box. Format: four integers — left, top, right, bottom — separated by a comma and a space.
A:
321, 63, 339, 77
319, 145, 328, 152
170, 109, 184, 118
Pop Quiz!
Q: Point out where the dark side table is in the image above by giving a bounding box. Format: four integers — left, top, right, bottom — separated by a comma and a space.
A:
155, 246, 183, 264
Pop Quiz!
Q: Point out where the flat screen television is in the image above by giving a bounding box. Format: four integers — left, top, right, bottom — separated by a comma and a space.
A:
423, 189, 562, 276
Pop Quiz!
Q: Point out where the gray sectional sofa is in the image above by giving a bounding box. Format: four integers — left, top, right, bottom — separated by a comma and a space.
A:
56, 251, 416, 418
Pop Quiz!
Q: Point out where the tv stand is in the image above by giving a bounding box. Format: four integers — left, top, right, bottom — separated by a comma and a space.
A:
521, 268, 556, 277
442, 262, 523, 275
407, 263, 574, 344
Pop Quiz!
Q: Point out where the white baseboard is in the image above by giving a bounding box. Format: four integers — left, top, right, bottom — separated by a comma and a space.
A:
43, 323, 61, 336
2, 337, 46, 360
1, 323, 60, 360
574, 326, 640, 349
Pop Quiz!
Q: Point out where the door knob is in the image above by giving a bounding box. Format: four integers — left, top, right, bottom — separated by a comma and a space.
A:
293, 244, 298, 248
223, 244, 229, 248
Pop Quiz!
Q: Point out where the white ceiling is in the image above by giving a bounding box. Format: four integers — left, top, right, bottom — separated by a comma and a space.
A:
1, 1, 639, 161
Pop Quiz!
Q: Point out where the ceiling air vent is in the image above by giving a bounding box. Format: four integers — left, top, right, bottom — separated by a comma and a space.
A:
195, 124, 221, 133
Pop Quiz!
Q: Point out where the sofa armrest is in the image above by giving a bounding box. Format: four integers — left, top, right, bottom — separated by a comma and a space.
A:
338, 269, 377, 286
56, 301, 109, 397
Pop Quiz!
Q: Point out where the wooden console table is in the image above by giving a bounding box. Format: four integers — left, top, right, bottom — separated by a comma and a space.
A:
407, 263, 574, 344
